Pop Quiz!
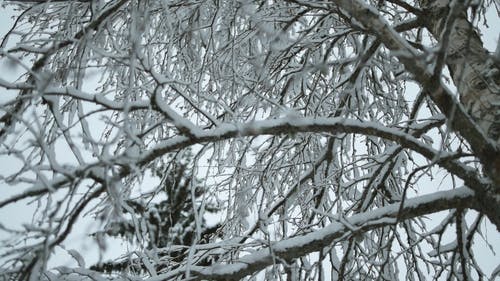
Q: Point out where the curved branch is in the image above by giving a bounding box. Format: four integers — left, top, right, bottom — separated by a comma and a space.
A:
330, 0, 500, 185
329, 0, 500, 230
0, 117, 485, 211
156, 187, 478, 280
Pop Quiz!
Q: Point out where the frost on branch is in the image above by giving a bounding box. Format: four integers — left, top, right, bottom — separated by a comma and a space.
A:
0, 0, 498, 280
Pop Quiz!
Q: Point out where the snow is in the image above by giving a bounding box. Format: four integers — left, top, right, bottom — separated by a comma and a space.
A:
152, 187, 476, 279
44, 86, 150, 111
1, 0, 499, 280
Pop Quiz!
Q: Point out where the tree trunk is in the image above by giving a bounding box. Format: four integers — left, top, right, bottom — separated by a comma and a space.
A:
418, 0, 500, 229
420, 0, 500, 143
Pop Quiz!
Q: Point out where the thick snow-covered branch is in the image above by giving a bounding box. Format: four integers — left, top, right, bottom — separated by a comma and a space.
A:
331, 0, 499, 185
2, 1, 499, 279
330, 0, 500, 229
153, 187, 477, 280
0, 117, 484, 209
137, 117, 485, 191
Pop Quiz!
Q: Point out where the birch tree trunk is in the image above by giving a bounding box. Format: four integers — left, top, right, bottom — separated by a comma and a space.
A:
332, 0, 500, 230
419, 0, 500, 228
420, 0, 500, 143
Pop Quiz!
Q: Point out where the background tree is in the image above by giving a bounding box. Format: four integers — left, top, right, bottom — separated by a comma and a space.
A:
90, 150, 221, 275
0, 0, 498, 280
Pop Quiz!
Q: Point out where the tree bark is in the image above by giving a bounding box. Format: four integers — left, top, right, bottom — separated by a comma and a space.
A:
419, 0, 500, 144
417, 0, 500, 229
325, 0, 500, 232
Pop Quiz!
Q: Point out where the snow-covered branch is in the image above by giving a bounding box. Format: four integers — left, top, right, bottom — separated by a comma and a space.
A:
331, 0, 500, 227
1, 0, 498, 279
162, 187, 477, 280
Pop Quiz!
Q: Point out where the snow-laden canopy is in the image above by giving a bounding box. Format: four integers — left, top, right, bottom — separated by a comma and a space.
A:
0, 0, 499, 280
